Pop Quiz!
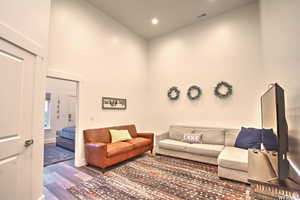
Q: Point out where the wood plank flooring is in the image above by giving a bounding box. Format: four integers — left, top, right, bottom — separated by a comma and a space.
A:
44, 144, 74, 167
44, 160, 96, 200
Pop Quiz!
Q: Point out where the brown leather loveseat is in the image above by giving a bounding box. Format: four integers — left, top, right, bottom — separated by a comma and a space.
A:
84, 124, 154, 168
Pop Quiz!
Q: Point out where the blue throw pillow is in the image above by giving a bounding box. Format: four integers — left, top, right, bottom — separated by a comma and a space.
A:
262, 128, 278, 151
234, 127, 262, 150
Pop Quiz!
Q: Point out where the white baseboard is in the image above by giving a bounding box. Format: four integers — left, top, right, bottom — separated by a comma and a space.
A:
44, 138, 56, 144
75, 158, 86, 167
37, 194, 45, 200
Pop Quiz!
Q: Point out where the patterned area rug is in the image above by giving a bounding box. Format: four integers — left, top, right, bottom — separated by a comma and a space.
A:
68, 154, 250, 200
44, 143, 74, 166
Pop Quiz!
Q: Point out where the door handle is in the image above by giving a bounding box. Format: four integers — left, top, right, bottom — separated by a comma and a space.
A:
24, 139, 34, 147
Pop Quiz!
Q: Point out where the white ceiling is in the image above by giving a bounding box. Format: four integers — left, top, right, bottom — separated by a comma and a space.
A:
87, 0, 257, 40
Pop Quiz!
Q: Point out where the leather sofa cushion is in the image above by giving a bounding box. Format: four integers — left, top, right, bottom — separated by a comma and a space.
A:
158, 139, 188, 152
218, 147, 248, 172
84, 124, 138, 144
107, 142, 134, 157
186, 144, 224, 157
126, 137, 151, 148
84, 128, 111, 144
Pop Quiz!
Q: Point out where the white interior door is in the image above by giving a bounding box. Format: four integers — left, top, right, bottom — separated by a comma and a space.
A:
67, 95, 77, 127
0, 38, 36, 200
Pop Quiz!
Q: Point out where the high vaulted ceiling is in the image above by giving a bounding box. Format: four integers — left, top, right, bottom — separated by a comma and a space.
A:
87, 0, 256, 40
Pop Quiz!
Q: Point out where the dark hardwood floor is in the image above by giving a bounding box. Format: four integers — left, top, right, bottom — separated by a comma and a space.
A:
43, 159, 97, 200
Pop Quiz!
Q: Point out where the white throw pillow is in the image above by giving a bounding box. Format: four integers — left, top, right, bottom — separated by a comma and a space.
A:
182, 133, 202, 144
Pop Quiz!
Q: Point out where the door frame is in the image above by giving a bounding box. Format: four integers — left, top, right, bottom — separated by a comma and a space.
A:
32, 57, 47, 200
1, 18, 47, 200
46, 69, 83, 167
0, 22, 45, 58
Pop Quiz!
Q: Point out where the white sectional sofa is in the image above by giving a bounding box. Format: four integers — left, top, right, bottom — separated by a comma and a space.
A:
155, 125, 249, 183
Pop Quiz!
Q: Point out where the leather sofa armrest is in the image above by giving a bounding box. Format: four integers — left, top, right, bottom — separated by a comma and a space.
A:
85, 143, 107, 167
155, 132, 169, 143
137, 133, 154, 144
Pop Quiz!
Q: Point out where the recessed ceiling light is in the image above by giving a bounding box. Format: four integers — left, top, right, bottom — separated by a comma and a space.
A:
151, 18, 159, 25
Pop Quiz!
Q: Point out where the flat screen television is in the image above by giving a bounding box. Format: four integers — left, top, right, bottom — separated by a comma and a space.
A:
261, 83, 289, 181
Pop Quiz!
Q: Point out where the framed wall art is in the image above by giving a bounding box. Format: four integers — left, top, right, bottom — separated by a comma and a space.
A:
102, 97, 127, 110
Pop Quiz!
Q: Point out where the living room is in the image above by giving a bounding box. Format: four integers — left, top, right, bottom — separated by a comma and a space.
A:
0, 0, 300, 199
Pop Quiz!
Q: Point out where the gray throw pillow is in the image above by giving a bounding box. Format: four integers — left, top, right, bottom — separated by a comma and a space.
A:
182, 133, 202, 144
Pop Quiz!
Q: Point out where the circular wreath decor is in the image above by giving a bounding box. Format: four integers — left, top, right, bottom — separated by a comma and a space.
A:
214, 81, 233, 99
187, 85, 202, 100
168, 87, 180, 100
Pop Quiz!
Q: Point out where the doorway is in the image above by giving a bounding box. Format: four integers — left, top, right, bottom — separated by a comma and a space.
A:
43, 77, 78, 166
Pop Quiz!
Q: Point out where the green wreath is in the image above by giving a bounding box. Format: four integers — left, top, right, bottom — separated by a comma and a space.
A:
187, 85, 202, 100
214, 81, 233, 99
168, 87, 180, 100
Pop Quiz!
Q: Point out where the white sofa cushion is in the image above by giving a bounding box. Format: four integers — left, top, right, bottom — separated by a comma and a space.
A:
169, 126, 194, 141
158, 139, 188, 152
186, 144, 224, 157
169, 125, 225, 143
191, 129, 225, 145
218, 146, 248, 172
224, 129, 240, 146
200, 129, 225, 145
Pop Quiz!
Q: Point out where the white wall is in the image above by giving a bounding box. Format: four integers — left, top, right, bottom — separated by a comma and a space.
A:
260, 0, 300, 160
48, 0, 149, 166
44, 78, 77, 143
147, 2, 265, 133
0, 0, 51, 55
48, 0, 300, 167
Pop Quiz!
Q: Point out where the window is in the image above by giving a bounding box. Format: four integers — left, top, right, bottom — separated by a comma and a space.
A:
44, 93, 51, 129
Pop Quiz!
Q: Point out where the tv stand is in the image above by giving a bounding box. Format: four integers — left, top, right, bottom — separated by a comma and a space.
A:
248, 149, 300, 199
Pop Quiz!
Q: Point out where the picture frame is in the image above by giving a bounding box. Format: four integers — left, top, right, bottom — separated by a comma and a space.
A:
102, 97, 127, 110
